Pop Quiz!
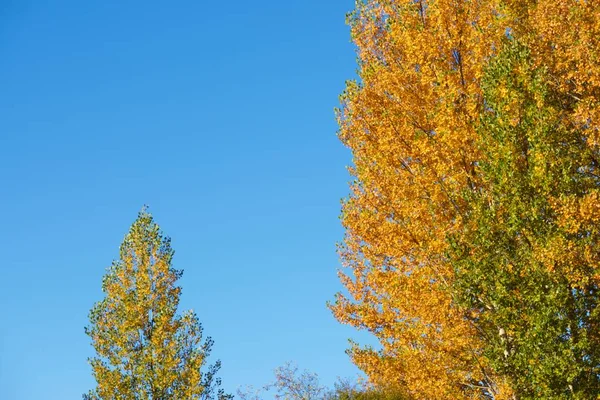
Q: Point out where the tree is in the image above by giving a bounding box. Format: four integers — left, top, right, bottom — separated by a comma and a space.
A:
503, 0, 600, 149
328, 378, 410, 400
268, 362, 327, 400
330, 387, 409, 400
331, 0, 600, 398
329, 0, 510, 398
448, 38, 600, 400
236, 363, 411, 400
84, 209, 231, 400
237, 362, 327, 400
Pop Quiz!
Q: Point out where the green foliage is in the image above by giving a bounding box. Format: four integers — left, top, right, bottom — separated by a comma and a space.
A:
328, 388, 409, 400
448, 39, 600, 399
84, 209, 231, 400
237, 362, 328, 400
327, 379, 410, 400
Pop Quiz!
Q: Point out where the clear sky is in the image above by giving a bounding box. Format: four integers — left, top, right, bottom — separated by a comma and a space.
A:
0, 1, 374, 399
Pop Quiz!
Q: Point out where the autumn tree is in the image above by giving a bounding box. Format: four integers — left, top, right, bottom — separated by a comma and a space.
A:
328, 378, 410, 400
448, 36, 600, 400
331, 0, 600, 399
502, 0, 600, 149
330, 0, 509, 398
84, 209, 231, 400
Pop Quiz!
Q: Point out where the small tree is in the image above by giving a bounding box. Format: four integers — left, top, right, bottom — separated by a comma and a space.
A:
268, 362, 327, 400
237, 362, 327, 400
327, 378, 410, 400
84, 208, 231, 400
236, 364, 410, 400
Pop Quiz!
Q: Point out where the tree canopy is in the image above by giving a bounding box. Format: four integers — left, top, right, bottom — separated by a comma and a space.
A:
84, 209, 231, 400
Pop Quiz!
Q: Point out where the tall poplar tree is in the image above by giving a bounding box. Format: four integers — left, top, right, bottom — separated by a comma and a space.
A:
449, 36, 600, 400
84, 209, 231, 400
330, 0, 509, 398
332, 0, 600, 398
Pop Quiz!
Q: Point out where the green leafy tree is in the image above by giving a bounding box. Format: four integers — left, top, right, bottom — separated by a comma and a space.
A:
448, 40, 600, 399
84, 209, 231, 400
327, 378, 410, 400
329, 389, 409, 400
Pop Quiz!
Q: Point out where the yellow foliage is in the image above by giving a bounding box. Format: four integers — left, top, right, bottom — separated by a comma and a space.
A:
332, 1, 600, 398
331, 1, 510, 398
84, 210, 228, 400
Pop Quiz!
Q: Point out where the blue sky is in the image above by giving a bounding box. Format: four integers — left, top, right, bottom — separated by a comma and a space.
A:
0, 1, 374, 398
